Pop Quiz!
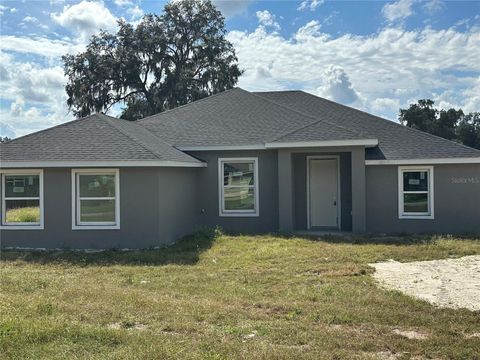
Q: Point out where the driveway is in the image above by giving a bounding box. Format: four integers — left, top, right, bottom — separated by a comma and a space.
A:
370, 255, 480, 311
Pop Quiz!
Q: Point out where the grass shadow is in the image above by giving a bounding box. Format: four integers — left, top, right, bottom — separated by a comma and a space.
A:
0, 228, 219, 266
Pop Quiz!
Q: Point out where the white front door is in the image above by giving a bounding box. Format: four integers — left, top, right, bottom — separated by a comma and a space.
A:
308, 158, 339, 228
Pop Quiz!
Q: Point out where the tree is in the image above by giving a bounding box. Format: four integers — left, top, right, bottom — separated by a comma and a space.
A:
456, 112, 480, 149
0, 136, 11, 143
399, 100, 480, 149
63, 0, 242, 120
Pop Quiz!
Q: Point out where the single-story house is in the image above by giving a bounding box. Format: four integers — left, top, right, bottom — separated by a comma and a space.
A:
1, 88, 479, 248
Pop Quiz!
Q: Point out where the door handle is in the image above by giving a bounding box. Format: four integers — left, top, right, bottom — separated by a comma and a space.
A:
333, 200, 337, 206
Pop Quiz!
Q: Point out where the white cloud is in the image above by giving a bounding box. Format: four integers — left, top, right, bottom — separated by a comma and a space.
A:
228, 24, 480, 120
382, 0, 414, 22
212, 0, 252, 18
316, 65, 359, 105
461, 77, 480, 113
256, 10, 280, 31
114, 0, 133, 7
127, 5, 143, 21
10, 7, 18, 13
423, 0, 446, 14
23, 16, 39, 23
297, 0, 325, 12
52, 0, 118, 42
0, 122, 16, 138
372, 97, 400, 113
295, 20, 322, 41
0, 35, 84, 58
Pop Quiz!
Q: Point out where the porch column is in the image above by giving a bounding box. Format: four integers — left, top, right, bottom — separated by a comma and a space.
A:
278, 149, 294, 233
351, 147, 366, 233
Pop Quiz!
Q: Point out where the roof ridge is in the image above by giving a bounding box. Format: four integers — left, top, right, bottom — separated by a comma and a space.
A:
137, 87, 241, 123
250, 91, 374, 142
297, 91, 480, 154
2, 114, 98, 144
100, 114, 201, 163
100, 114, 168, 160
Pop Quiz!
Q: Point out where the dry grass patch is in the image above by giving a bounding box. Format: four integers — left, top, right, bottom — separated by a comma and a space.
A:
1, 231, 479, 359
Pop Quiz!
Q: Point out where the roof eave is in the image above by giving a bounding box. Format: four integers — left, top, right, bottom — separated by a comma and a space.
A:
365, 157, 480, 165
265, 139, 379, 149
0, 160, 207, 168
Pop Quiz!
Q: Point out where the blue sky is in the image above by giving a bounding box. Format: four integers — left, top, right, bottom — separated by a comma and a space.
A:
0, 0, 479, 138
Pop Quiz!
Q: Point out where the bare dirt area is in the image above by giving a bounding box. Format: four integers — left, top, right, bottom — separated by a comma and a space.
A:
370, 255, 480, 311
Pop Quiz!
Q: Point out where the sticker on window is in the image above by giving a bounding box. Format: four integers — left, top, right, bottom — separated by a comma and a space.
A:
408, 179, 420, 185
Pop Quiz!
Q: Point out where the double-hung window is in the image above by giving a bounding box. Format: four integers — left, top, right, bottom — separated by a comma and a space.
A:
398, 166, 434, 219
1, 169, 44, 229
72, 169, 120, 229
218, 158, 259, 216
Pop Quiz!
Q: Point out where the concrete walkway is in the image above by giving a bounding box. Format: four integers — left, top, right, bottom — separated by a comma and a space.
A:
370, 255, 480, 311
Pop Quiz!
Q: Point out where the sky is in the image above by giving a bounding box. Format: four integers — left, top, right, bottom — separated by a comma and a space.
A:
0, 0, 479, 139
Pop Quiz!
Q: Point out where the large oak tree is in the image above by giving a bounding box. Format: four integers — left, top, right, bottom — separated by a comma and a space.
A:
63, 0, 242, 120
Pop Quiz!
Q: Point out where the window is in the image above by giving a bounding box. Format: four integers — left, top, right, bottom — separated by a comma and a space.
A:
398, 166, 434, 219
1, 169, 44, 229
72, 169, 120, 229
218, 158, 259, 216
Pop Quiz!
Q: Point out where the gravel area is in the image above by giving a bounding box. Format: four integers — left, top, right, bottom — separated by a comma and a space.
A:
370, 255, 480, 311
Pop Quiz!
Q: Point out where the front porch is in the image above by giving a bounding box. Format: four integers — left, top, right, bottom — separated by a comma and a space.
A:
277, 146, 366, 233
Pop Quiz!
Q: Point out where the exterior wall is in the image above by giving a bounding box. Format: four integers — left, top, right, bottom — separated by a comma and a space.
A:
188, 150, 279, 234
366, 164, 480, 234
293, 152, 352, 231
0, 167, 200, 249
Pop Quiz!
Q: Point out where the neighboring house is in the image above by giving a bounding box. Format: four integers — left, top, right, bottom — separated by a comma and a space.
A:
1, 88, 479, 249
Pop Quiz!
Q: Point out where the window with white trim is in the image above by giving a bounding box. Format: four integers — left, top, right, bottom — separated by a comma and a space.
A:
72, 169, 120, 229
1, 170, 44, 229
219, 158, 259, 216
398, 166, 434, 219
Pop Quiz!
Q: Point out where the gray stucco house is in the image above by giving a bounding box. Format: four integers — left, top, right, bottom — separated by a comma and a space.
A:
1, 88, 479, 249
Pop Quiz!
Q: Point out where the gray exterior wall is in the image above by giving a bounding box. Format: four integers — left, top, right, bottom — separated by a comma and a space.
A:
188, 150, 279, 234
366, 164, 480, 234
292, 152, 352, 231
0, 167, 200, 249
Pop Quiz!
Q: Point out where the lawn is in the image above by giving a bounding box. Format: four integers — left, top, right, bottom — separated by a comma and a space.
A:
1, 231, 479, 359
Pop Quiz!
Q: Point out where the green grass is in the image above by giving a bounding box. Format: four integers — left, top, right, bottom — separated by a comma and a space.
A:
5, 206, 40, 223
1, 231, 479, 359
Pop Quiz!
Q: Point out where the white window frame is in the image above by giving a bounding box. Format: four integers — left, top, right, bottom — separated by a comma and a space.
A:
218, 158, 259, 217
71, 168, 120, 230
398, 166, 434, 220
0, 169, 44, 230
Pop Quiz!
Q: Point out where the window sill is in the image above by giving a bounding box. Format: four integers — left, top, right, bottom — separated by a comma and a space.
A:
0, 225, 44, 230
219, 212, 259, 217
399, 215, 434, 220
72, 225, 120, 230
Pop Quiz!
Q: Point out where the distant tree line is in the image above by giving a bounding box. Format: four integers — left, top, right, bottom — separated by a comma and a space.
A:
0, 136, 11, 143
399, 99, 480, 150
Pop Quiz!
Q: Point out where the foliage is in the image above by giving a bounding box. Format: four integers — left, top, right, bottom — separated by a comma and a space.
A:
399, 100, 480, 149
5, 207, 40, 223
1, 234, 480, 359
0, 136, 11, 143
62, 0, 242, 120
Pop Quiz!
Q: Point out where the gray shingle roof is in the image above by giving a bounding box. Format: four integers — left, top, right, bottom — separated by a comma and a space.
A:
1, 88, 478, 164
254, 90, 480, 160
138, 88, 372, 147
0, 114, 201, 164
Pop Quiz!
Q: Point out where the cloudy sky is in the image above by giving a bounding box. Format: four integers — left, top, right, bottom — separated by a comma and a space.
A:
0, 0, 479, 138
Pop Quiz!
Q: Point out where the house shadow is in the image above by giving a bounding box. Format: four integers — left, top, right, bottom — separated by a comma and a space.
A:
0, 229, 217, 267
